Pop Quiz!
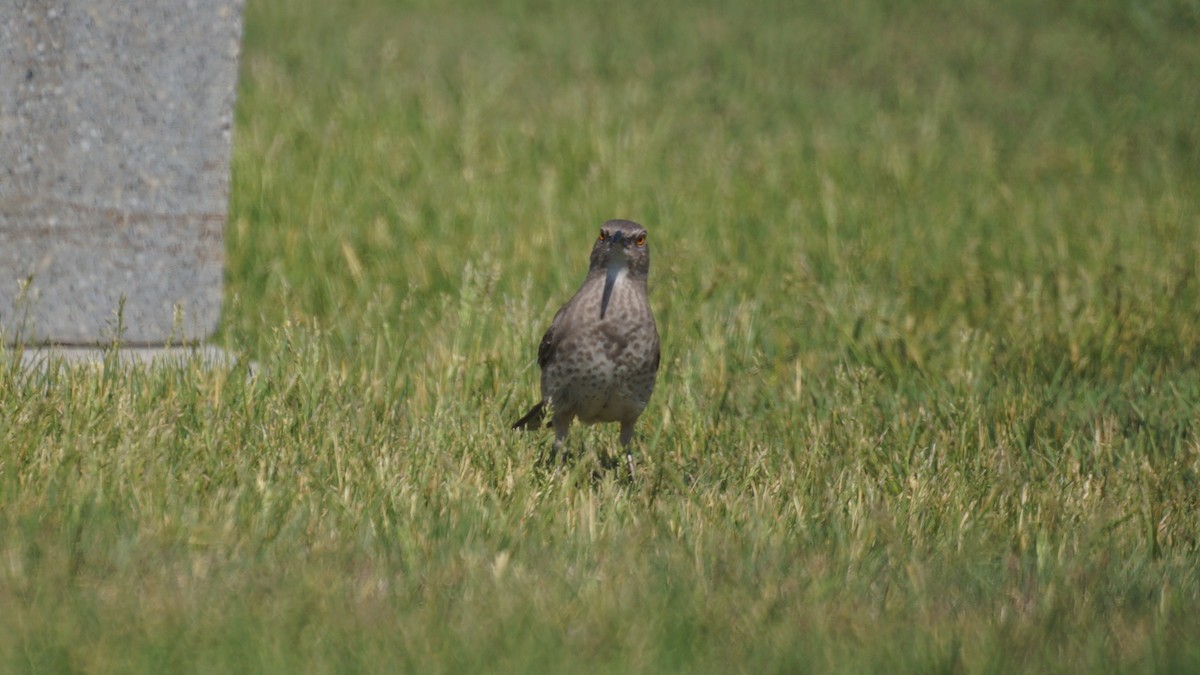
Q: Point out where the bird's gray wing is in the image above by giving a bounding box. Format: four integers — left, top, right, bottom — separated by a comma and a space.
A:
537, 306, 568, 369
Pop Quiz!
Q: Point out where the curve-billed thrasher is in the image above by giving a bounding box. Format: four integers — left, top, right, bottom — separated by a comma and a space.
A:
512, 219, 660, 475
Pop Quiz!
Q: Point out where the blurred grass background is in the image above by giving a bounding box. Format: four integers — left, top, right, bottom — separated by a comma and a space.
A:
3, 0, 1200, 671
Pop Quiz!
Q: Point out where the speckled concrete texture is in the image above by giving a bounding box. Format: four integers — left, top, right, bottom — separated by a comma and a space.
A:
0, 0, 243, 345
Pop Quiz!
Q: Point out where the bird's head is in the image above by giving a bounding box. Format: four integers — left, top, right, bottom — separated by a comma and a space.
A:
589, 219, 650, 278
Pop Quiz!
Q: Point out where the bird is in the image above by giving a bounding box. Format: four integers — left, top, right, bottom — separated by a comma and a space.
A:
512, 219, 660, 476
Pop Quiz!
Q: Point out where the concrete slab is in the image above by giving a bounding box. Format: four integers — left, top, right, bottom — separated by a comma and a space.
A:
0, 0, 244, 345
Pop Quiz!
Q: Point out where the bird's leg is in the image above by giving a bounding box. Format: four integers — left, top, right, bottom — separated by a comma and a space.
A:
548, 414, 572, 465
619, 421, 637, 480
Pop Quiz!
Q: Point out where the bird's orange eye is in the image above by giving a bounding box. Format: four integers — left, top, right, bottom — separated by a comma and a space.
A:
635, 234, 646, 246
598, 230, 607, 242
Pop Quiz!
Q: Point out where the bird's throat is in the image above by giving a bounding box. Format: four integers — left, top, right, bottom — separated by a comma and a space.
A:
600, 264, 626, 319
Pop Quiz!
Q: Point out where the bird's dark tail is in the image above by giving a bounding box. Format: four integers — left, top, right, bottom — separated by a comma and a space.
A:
512, 400, 550, 430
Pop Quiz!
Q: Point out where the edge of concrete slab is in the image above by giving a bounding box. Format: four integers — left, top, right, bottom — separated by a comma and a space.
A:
10, 345, 256, 373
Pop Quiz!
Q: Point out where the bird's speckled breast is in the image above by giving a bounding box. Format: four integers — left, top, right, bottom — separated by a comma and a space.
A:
542, 272, 659, 423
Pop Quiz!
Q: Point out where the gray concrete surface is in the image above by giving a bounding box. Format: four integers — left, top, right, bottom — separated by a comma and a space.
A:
0, 0, 244, 346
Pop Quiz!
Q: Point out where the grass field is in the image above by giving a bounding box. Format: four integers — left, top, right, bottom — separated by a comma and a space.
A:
4, 0, 1200, 671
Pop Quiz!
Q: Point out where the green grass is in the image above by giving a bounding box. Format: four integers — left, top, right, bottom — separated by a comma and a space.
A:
4, 0, 1200, 671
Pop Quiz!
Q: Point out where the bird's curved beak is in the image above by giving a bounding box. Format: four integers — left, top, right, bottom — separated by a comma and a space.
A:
600, 232, 628, 319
